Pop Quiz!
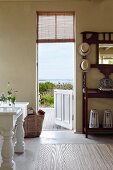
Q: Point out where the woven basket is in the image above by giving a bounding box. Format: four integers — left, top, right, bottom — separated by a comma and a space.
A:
24, 110, 45, 138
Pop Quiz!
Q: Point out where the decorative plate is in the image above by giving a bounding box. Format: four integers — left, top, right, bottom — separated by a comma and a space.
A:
98, 77, 113, 90
80, 59, 90, 71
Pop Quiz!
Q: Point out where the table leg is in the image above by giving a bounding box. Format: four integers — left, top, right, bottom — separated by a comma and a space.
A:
14, 114, 25, 153
0, 130, 15, 170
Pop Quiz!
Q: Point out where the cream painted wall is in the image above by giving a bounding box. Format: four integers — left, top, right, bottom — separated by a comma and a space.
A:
0, 0, 113, 132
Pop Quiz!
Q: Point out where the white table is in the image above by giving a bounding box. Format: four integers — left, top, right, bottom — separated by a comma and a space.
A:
0, 102, 29, 170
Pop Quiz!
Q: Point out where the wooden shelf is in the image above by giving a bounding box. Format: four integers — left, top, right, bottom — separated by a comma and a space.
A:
86, 89, 113, 98
85, 127, 113, 131
84, 128, 113, 134
83, 88, 113, 138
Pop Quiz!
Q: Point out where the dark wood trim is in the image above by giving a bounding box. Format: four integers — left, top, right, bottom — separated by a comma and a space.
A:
82, 72, 86, 134
96, 43, 99, 65
81, 31, 113, 74
36, 39, 75, 43
84, 128, 113, 133
36, 11, 75, 16
91, 64, 113, 77
86, 89, 113, 98
81, 31, 98, 44
81, 31, 113, 44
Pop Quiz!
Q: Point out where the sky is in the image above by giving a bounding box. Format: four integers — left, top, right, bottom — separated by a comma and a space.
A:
38, 43, 74, 80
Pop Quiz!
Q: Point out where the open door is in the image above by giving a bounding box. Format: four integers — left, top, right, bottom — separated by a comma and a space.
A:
54, 89, 73, 130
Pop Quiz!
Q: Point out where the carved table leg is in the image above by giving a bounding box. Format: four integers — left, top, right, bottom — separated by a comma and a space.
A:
0, 130, 15, 170
14, 114, 25, 153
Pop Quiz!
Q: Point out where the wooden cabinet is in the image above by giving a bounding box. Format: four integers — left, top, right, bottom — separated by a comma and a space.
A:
83, 88, 113, 138
81, 31, 113, 138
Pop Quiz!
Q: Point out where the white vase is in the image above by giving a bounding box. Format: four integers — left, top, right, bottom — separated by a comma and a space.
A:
103, 109, 112, 128
89, 109, 99, 128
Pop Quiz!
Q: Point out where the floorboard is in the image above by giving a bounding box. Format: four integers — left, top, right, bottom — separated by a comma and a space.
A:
35, 144, 113, 170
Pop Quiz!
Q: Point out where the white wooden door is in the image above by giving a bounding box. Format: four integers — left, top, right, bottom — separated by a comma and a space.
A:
54, 89, 73, 130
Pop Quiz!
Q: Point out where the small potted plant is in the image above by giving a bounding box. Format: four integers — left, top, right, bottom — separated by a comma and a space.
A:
7, 82, 17, 106
0, 82, 18, 106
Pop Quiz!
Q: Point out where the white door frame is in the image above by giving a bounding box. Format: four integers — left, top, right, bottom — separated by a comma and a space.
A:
36, 43, 76, 132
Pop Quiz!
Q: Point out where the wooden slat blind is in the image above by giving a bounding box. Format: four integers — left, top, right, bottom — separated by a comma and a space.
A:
36, 12, 75, 43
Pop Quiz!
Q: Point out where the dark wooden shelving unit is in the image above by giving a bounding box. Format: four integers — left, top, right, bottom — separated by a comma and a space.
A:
81, 31, 113, 138
83, 88, 113, 138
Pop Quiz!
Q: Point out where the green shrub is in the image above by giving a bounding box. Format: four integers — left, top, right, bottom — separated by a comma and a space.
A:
40, 95, 54, 107
39, 82, 73, 107
39, 82, 55, 95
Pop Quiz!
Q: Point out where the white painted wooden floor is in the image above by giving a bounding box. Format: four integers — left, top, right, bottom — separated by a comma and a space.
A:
41, 107, 68, 130
1, 131, 113, 170
36, 144, 113, 170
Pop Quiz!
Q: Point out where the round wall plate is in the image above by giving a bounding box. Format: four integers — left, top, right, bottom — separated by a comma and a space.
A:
80, 59, 90, 71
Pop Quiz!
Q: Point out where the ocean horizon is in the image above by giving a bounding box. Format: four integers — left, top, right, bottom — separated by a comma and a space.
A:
39, 79, 73, 84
